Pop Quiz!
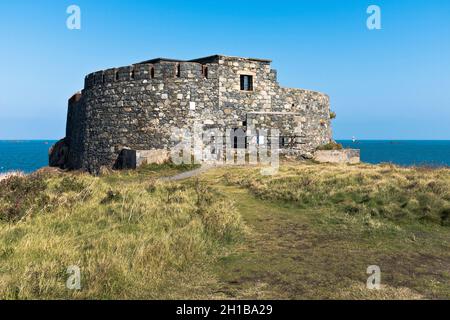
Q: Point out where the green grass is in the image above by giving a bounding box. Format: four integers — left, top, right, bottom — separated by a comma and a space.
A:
210, 163, 450, 299
0, 164, 242, 299
0, 162, 449, 299
316, 141, 343, 150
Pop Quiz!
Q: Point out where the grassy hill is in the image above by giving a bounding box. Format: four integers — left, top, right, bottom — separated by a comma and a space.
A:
0, 162, 449, 299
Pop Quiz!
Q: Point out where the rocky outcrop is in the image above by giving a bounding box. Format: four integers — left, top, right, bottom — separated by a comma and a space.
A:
314, 149, 360, 164
49, 138, 69, 169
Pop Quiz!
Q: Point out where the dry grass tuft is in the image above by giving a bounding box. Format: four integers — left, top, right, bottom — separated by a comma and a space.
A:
223, 163, 450, 228
2, 162, 449, 299
0, 171, 25, 182
0, 165, 244, 299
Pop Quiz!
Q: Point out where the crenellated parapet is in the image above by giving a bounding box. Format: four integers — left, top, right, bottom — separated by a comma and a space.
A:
84, 61, 219, 90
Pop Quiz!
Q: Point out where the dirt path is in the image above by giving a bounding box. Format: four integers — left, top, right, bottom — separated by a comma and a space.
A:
161, 167, 444, 299
209, 184, 319, 299
208, 183, 430, 299
198, 169, 433, 299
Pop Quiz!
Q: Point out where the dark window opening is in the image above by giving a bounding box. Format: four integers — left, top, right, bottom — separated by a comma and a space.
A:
231, 128, 247, 149
102, 74, 105, 83
280, 136, 286, 147
202, 66, 208, 78
115, 71, 119, 81
240, 75, 253, 91
130, 68, 135, 80
210, 136, 216, 154
176, 64, 181, 77
151, 67, 155, 79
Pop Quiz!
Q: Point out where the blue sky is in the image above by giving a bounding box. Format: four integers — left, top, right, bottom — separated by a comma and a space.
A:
0, 0, 449, 140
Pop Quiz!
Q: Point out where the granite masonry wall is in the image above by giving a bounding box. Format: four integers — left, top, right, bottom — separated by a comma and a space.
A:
56, 55, 332, 173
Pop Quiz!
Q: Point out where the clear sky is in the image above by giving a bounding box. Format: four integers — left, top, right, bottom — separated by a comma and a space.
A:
1, 0, 449, 140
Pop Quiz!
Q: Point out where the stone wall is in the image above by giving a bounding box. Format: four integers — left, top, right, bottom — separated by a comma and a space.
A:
54, 55, 332, 173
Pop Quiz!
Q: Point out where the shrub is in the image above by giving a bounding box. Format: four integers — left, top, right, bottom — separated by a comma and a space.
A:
100, 189, 122, 204
316, 141, 343, 151
330, 111, 337, 119
0, 171, 25, 182
58, 176, 86, 193
0, 174, 49, 222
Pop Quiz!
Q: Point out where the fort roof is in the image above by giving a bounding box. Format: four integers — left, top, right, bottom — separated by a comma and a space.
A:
137, 55, 272, 65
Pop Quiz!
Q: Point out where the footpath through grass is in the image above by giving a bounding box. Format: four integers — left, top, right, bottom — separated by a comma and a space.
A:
0, 162, 449, 299
205, 163, 450, 299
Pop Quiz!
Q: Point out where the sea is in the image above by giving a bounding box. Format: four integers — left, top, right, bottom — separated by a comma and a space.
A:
0, 140, 449, 174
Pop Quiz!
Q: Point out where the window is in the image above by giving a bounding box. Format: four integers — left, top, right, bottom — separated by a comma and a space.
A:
240, 75, 253, 91
176, 64, 181, 77
151, 67, 155, 79
231, 128, 246, 149
202, 66, 208, 79
130, 68, 135, 80
210, 136, 216, 155
115, 71, 119, 81
257, 135, 265, 145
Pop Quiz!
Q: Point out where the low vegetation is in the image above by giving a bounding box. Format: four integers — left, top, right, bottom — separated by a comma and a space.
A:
329, 111, 337, 120
0, 164, 244, 299
217, 163, 450, 299
0, 171, 25, 182
316, 141, 343, 151
223, 163, 450, 227
0, 162, 449, 299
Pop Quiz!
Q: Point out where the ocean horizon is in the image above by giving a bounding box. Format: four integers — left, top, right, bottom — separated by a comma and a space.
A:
0, 139, 449, 174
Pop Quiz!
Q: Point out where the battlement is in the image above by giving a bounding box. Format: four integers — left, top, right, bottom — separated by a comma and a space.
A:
83, 55, 274, 89
84, 61, 220, 89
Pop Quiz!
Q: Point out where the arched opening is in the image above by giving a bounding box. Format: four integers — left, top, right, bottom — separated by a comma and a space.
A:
231, 128, 246, 149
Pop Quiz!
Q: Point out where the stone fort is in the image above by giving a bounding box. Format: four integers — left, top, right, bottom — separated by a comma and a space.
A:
50, 55, 333, 173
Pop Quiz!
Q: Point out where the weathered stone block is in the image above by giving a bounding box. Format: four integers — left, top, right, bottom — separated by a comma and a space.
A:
114, 149, 170, 169
314, 149, 360, 164
136, 150, 170, 166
